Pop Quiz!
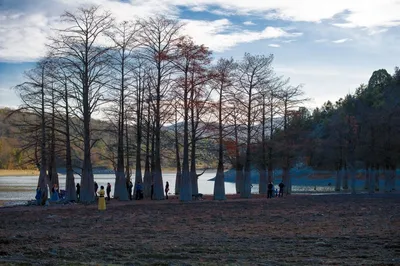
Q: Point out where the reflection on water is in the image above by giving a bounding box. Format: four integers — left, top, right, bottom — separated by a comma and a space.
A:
1, 170, 394, 202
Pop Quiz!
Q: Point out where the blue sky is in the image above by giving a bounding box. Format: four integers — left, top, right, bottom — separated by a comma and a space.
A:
1, 0, 400, 109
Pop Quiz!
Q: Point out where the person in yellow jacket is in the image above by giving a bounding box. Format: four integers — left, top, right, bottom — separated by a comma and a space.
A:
98, 185, 106, 211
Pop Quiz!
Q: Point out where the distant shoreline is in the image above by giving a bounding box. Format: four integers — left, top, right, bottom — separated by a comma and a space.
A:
0, 168, 217, 177
0, 169, 39, 177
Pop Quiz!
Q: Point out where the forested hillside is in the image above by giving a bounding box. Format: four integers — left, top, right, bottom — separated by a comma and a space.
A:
0, 108, 216, 170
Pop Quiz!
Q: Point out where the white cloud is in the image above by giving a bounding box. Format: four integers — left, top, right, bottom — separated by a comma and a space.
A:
268, 44, 280, 48
1, 0, 399, 61
190, 6, 208, 12
314, 39, 328, 43
332, 38, 352, 43
243, 21, 255, 25
166, 0, 400, 28
0, 0, 304, 61
367, 28, 389, 35
170, 19, 298, 52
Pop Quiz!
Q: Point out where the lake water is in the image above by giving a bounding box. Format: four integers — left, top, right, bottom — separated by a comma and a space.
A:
1, 170, 397, 203
0, 170, 342, 202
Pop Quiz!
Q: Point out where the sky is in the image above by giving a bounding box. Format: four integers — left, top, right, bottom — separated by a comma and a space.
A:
1, 0, 400, 110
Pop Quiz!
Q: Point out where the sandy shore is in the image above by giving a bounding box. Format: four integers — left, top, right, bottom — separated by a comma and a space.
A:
0, 169, 39, 177
0, 193, 399, 265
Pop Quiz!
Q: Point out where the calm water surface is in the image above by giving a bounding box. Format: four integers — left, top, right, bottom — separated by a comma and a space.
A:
5, 168, 399, 202
0, 170, 345, 202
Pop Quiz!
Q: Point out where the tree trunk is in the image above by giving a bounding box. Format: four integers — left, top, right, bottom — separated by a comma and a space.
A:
38, 67, 48, 203
335, 164, 341, 192
64, 81, 76, 202
126, 112, 131, 183
174, 110, 181, 195
189, 71, 199, 195
350, 163, 356, 195
241, 86, 253, 199
152, 64, 164, 200
190, 138, 198, 195
282, 167, 289, 195
342, 163, 349, 190
114, 56, 129, 201
259, 95, 267, 195
134, 98, 143, 199
268, 93, 274, 184
259, 169, 267, 194
375, 164, 380, 191
391, 165, 396, 191
364, 164, 369, 190
179, 68, 192, 202
384, 165, 390, 192
283, 99, 291, 195
214, 84, 226, 200
235, 166, 243, 194
143, 101, 152, 198
48, 85, 59, 195
234, 110, 242, 194
114, 116, 128, 200
369, 166, 375, 194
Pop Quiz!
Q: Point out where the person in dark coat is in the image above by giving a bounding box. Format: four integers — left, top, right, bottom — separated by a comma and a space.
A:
165, 181, 170, 199
76, 183, 80, 201
267, 182, 274, 198
106, 183, 111, 201
94, 182, 99, 197
128, 181, 133, 200
35, 186, 41, 205
278, 181, 285, 197
136, 182, 143, 200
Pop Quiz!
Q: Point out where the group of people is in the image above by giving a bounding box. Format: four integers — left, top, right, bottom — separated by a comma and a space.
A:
137, 181, 169, 200
75, 182, 112, 202
267, 181, 285, 198
35, 184, 61, 205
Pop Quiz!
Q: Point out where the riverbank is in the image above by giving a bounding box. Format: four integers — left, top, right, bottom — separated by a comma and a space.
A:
0, 193, 399, 265
0, 169, 39, 177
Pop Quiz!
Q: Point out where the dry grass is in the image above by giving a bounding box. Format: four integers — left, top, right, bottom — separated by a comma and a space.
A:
0, 169, 39, 177
0, 193, 399, 265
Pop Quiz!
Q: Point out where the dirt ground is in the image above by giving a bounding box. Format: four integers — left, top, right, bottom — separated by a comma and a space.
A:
0, 193, 400, 266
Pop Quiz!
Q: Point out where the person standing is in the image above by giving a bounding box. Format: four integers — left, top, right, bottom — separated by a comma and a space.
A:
267, 182, 274, 198
106, 183, 111, 201
35, 186, 41, 205
94, 182, 99, 197
135, 182, 143, 200
279, 181, 285, 197
151, 182, 154, 200
98, 185, 106, 211
165, 181, 170, 199
51, 184, 59, 201
76, 183, 80, 201
128, 181, 133, 200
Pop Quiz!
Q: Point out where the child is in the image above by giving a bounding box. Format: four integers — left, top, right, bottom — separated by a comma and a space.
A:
98, 185, 106, 211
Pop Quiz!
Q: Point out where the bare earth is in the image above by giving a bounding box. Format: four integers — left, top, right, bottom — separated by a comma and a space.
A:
0, 193, 399, 265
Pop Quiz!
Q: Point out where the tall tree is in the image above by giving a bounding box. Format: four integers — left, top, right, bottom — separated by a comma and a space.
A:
49, 6, 114, 202
235, 53, 274, 198
139, 16, 182, 200
15, 59, 52, 203
173, 100, 182, 195
278, 84, 307, 194
212, 58, 236, 200
131, 55, 148, 197
107, 20, 140, 200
